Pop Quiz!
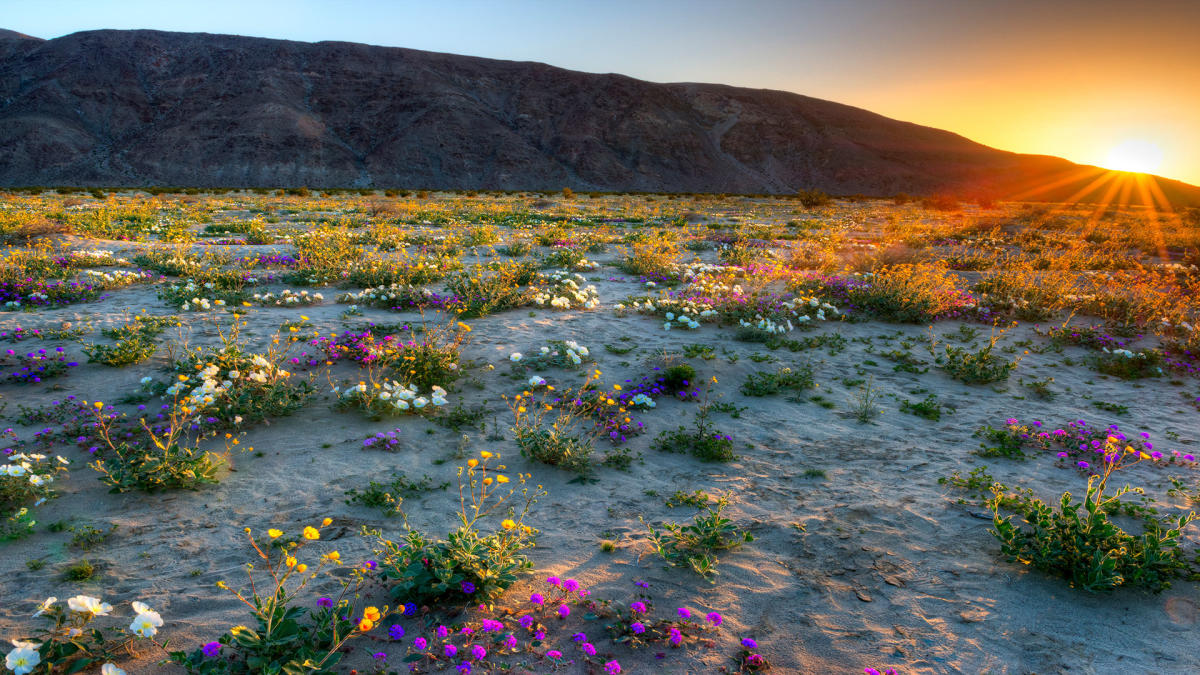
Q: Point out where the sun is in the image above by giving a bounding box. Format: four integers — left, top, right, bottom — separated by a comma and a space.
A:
1103, 138, 1164, 174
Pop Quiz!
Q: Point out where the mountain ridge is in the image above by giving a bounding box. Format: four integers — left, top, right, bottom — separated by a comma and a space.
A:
1, 28, 1196, 206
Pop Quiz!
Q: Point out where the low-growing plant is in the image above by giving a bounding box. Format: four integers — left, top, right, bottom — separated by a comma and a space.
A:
989, 437, 1197, 592
641, 493, 753, 579
344, 473, 450, 517
372, 452, 544, 608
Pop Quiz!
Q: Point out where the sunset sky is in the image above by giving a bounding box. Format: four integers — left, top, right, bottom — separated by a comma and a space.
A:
9, 0, 1200, 185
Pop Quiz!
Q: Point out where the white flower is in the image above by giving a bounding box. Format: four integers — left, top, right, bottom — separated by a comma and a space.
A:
101, 665, 127, 675
413, 397, 428, 409
528, 375, 547, 387
67, 595, 113, 616
509, 353, 523, 362
5, 641, 40, 675
33, 597, 56, 617
129, 609, 163, 637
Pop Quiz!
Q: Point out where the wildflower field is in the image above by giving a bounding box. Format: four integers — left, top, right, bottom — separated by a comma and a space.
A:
1, 188, 1198, 674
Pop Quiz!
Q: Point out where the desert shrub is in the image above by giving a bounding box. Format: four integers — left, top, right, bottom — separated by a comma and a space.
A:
373, 453, 544, 608
617, 239, 681, 279
344, 472, 449, 517
510, 379, 597, 474
88, 403, 224, 492
162, 323, 316, 426
642, 493, 753, 579
989, 442, 1197, 592
653, 402, 734, 462
935, 328, 1022, 384
170, 520, 373, 673
2, 453, 69, 541
445, 262, 537, 318
84, 315, 172, 367
739, 365, 815, 397
795, 189, 831, 208
849, 263, 975, 322
1091, 349, 1164, 379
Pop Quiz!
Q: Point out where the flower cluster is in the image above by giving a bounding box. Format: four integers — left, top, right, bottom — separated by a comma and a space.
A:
251, 289, 324, 306
532, 271, 600, 310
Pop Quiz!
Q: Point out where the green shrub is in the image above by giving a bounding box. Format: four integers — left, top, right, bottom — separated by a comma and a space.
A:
642, 493, 753, 579
373, 454, 543, 607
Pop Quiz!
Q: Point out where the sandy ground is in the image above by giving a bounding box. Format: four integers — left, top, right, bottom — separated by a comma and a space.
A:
1, 238, 1198, 675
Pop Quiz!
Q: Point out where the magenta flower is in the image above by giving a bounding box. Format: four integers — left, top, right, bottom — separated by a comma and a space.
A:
557, 604, 570, 618
582, 643, 597, 656
706, 612, 722, 626
414, 637, 428, 650
444, 644, 458, 657
546, 576, 561, 586
604, 660, 622, 673
677, 607, 691, 618
631, 621, 645, 634
471, 645, 487, 660
630, 601, 647, 613
547, 650, 563, 659
562, 579, 579, 592
530, 593, 545, 605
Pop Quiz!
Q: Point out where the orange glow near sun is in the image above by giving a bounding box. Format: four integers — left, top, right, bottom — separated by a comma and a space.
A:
1102, 138, 1165, 174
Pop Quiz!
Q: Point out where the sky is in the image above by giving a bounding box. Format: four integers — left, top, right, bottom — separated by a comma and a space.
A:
6, 0, 1200, 185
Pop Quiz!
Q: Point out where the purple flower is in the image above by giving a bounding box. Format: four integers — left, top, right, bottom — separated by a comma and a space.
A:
373, 651, 387, 661
706, 612, 723, 626
444, 644, 458, 657
630, 601, 647, 614
471, 645, 487, 660
677, 607, 691, 619
414, 637, 428, 650
519, 615, 535, 629
389, 624, 405, 640
557, 604, 570, 618
461, 581, 476, 594
438, 625, 450, 638
630, 622, 645, 634
562, 579, 579, 592
741, 638, 758, 648
456, 663, 471, 674
530, 593, 545, 605
572, 632, 587, 642
546, 576, 561, 586
202, 641, 221, 657
404, 602, 417, 616
316, 597, 333, 608
604, 660, 622, 674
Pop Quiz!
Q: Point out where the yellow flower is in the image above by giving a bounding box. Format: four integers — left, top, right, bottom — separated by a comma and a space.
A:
496, 475, 510, 484
501, 519, 516, 530
268, 528, 282, 539
230, 625, 248, 634
94, 401, 104, 410
467, 459, 479, 468
457, 322, 472, 332
303, 526, 320, 540
483, 477, 493, 486
363, 606, 381, 622
325, 551, 341, 563
480, 451, 493, 458
612, 384, 622, 391
285, 556, 297, 568
295, 564, 308, 573
358, 618, 375, 632
321, 517, 332, 527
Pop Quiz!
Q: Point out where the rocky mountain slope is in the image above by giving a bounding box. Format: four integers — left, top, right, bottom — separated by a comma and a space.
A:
1, 28, 1196, 204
